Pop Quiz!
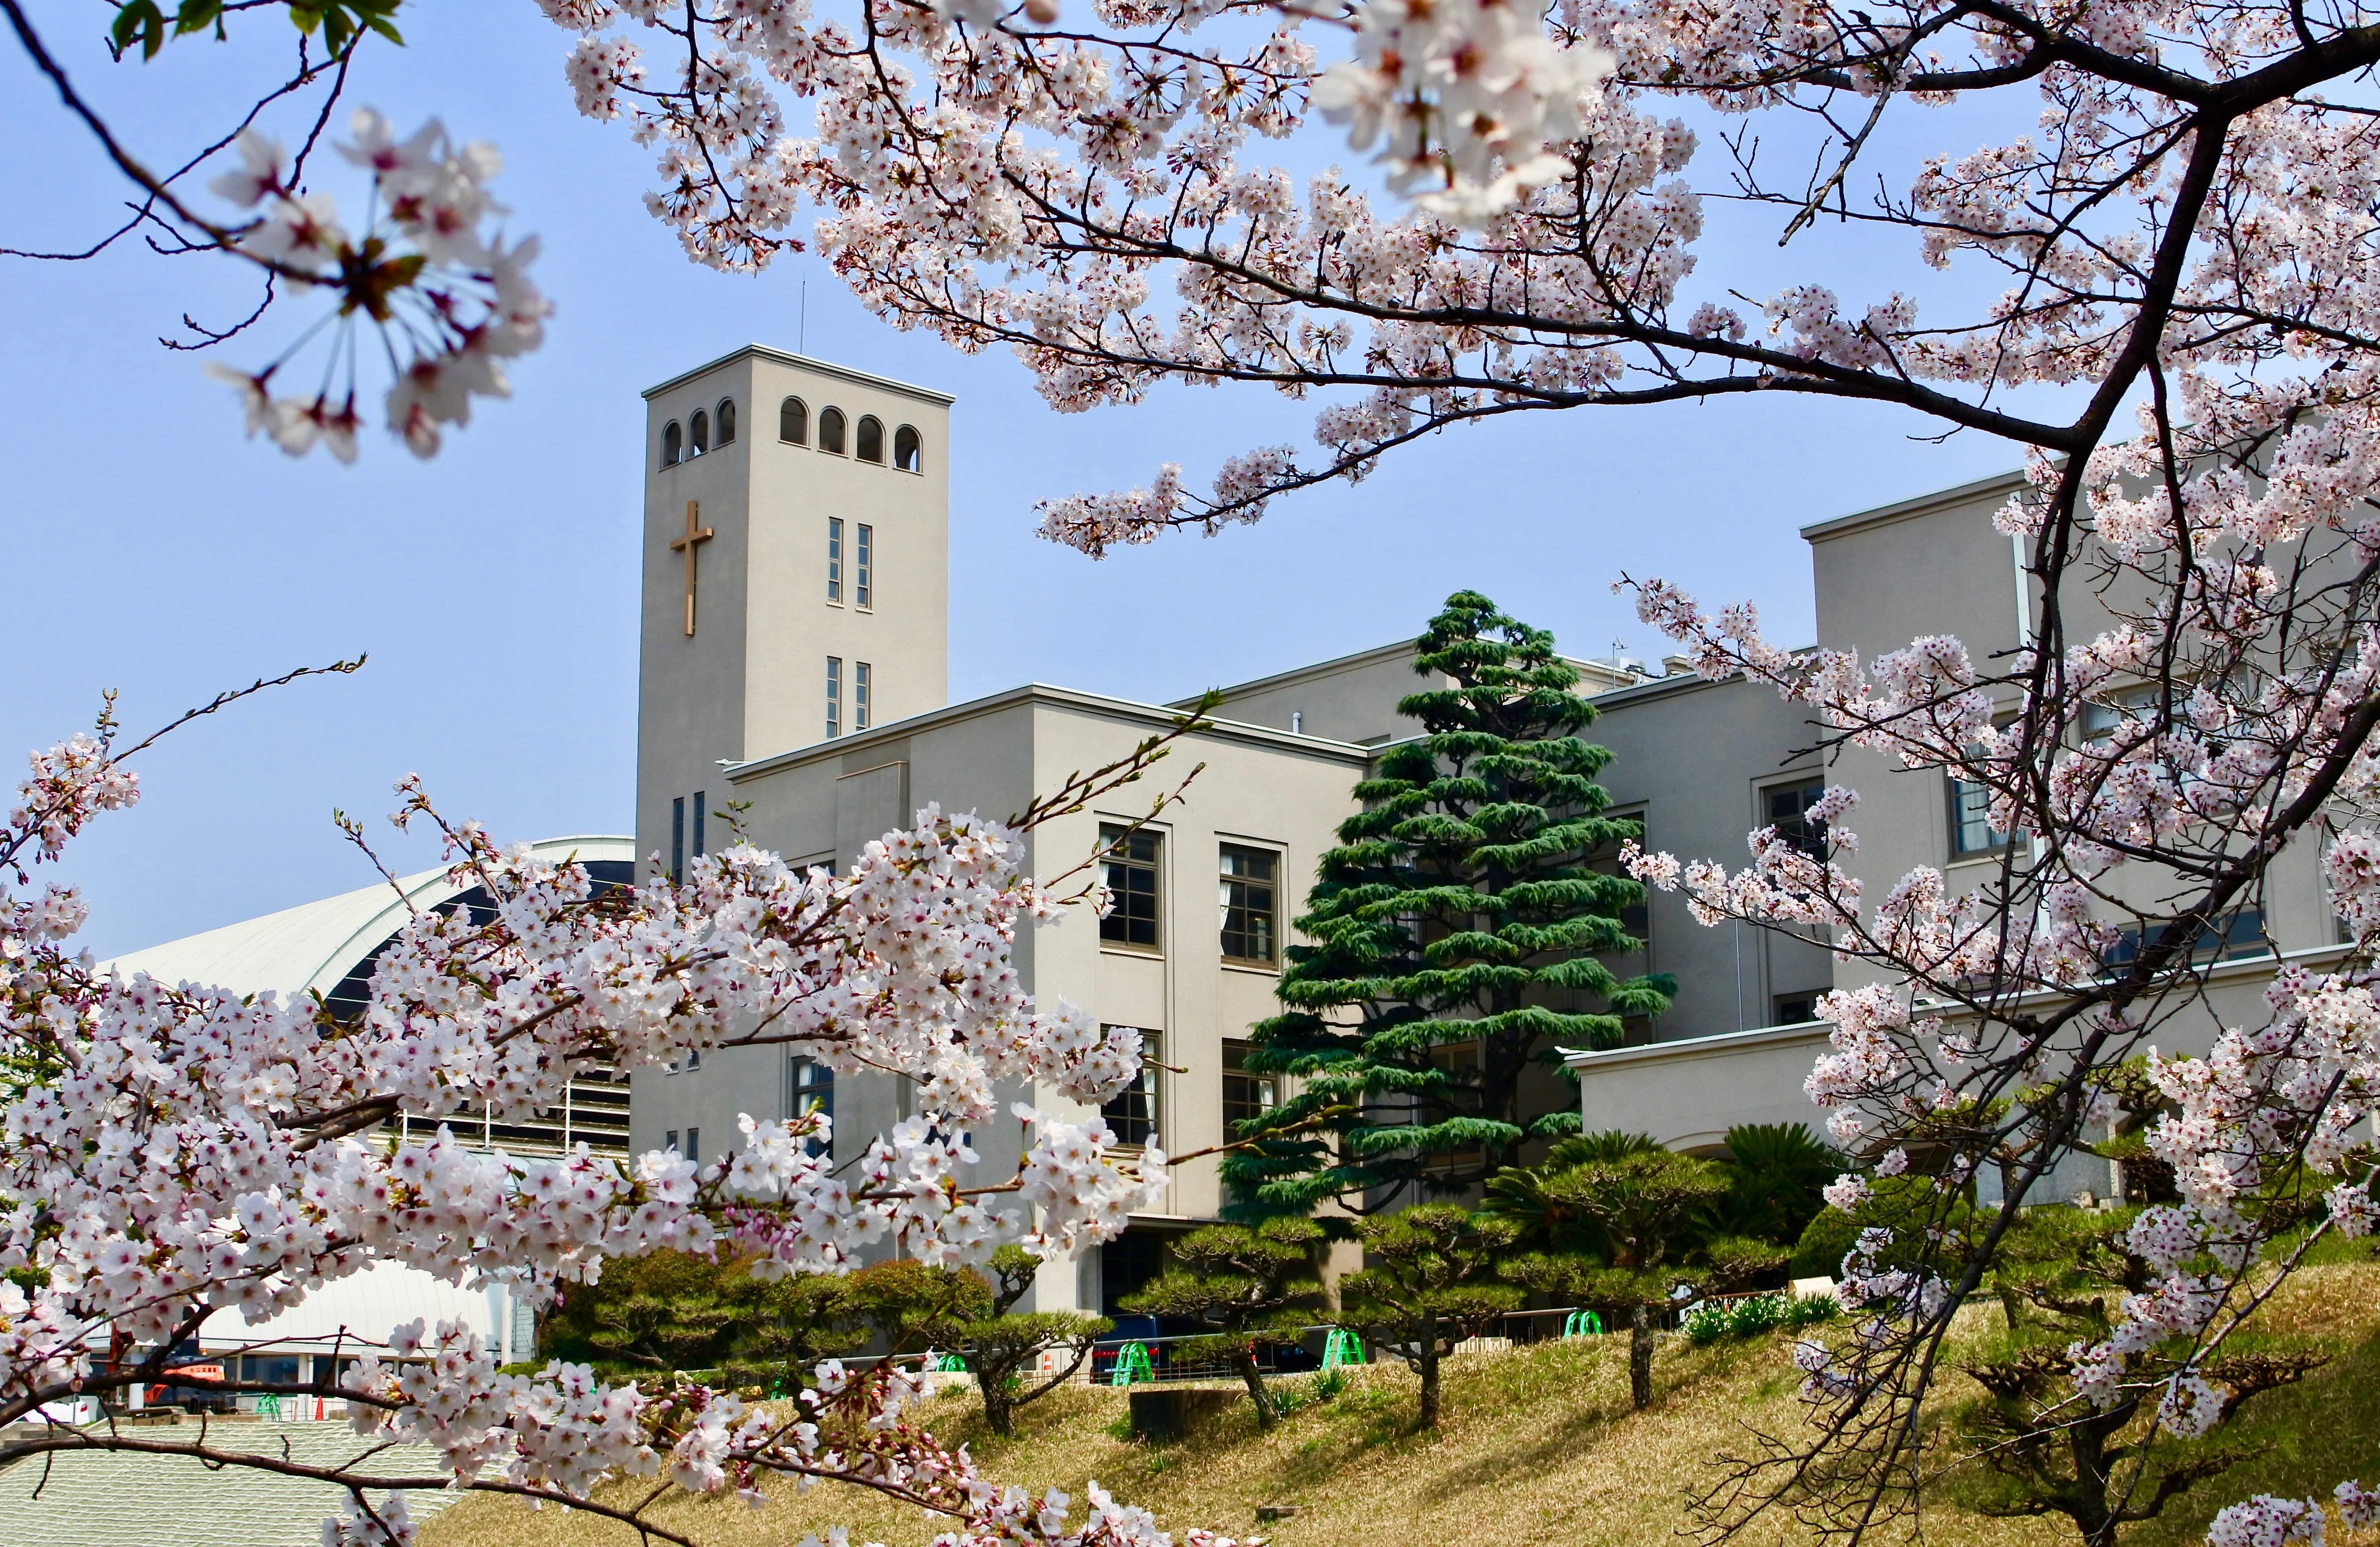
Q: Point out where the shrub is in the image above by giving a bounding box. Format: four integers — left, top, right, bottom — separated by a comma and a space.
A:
1682, 1291, 1838, 1345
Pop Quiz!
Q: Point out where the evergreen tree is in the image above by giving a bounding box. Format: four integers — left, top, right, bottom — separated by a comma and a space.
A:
539, 1249, 861, 1389
1496, 1149, 1783, 1409
1224, 592, 1674, 1215
941, 1246, 1112, 1438
1333, 1205, 1523, 1429
1118, 1217, 1324, 1428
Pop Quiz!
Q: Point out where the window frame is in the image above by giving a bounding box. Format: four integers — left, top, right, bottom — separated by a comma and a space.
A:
893, 424, 921, 472
826, 656, 843, 740
692, 790, 706, 857
689, 409, 710, 456
855, 661, 872, 732
1099, 1026, 1159, 1147
818, 406, 847, 455
789, 1056, 835, 1157
670, 796, 686, 884
661, 421, 682, 467
826, 517, 843, 604
1221, 1038, 1277, 1133
1947, 772, 2012, 858
1097, 822, 1164, 953
715, 397, 736, 445
779, 396, 809, 445
1760, 778, 1829, 861
855, 523, 873, 609
1217, 841, 1281, 967
856, 415, 885, 463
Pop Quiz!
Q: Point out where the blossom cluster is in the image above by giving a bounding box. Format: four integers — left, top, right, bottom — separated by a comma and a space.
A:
201, 111, 550, 460
0, 724, 1184, 1543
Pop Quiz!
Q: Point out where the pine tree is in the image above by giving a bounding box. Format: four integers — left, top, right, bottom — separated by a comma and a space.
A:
1223, 591, 1675, 1215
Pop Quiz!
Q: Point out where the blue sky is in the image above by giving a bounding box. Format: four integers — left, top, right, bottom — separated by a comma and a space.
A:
2, 4, 2029, 956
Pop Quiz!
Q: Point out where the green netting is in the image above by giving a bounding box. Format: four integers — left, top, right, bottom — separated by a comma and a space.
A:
1563, 1310, 1604, 1337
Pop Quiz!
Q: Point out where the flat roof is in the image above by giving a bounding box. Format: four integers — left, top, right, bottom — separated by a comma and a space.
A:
728, 682, 1373, 785
1798, 469, 2025, 543
642, 344, 957, 407
1173, 637, 1641, 710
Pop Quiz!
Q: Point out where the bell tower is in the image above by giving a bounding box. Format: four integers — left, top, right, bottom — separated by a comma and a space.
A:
635, 346, 954, 879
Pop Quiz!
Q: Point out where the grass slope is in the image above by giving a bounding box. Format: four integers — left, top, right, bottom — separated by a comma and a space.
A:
423, 1262, 2380, 1547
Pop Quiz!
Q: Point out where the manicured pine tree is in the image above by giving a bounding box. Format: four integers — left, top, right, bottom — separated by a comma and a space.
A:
1223, 591, 1675, 1216
1333, 1205, 1524, 1429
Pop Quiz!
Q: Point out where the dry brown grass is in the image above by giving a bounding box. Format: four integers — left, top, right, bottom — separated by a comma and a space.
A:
422, 1261, 2380, 1547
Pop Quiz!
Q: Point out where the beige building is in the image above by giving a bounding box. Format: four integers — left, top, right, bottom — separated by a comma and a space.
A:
1566, 472, 2349, 1206
630, 346, 1871, 1315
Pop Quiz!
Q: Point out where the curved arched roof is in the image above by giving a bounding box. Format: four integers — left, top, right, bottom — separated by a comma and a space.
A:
103, 836, 636, 1000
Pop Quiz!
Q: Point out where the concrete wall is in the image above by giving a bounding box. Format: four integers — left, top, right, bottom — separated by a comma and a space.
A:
628, 686, 1370, 1311
1586, 670, 1835, 1042
637, 345, 952, 891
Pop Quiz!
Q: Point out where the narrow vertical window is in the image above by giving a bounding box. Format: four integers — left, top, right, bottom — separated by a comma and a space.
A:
1218, 844, 1279, 963
856, 415, 884, 463
1098, 823, 1162, 949
661, 422, 682, 467
1100, 1027, 1158, 1146
690, 410, 709, 455
826, 656, 843, 738
685, 1125, 700, 1163
779, 397, 808, 444
1950, 776, 2009, 856
893, 424, 921, 472
856, 524, 873, 608
855, 662, 872, 731
1222, 1040, 1277, 1131
789, 1057, 835, 1157
670, 796, 686, 884
665, 1129, 679, 1152
692, 790, 707, 856
826, 518, 843, 603
715, 398, 736, 444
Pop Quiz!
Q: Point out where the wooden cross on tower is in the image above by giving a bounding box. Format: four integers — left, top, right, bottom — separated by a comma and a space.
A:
670, 500, 714, 636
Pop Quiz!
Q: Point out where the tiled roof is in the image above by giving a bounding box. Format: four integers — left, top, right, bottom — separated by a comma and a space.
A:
0, 1421, 465, 1547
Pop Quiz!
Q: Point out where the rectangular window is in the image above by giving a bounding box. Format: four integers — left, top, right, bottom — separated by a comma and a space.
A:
1764, 780, 1827, 860
2083, 687, 2159, 742
665, 1129, 679, 1153
1773, 992, 1819, 1026
826, 657, 843, 739
1101, 1027, 1158, 1146
1949, 776, 2009, 856
789, 1057, 835, 1157
1218, 844, 1278, 964
855, 662, 872, 732
685, 1125, 700, 1164
670, 796, 686, 884
856, 524, 873, 608
692, 790, 706, 857
1098, 823, 1162, 949
2105, 906, 2268, 968
1221, 1039, 1276, 1132
827, 518, 843, 603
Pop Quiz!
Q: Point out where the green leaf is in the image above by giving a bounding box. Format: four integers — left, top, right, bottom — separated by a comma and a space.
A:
112, 2, 168, 59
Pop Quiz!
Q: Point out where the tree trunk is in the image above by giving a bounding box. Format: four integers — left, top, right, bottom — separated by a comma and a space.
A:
1234, 1346, 1276, 1429
983, 1388, 1015, 1437
1419, 1346, 1441, 1429
1629, 1304, 1654, 1409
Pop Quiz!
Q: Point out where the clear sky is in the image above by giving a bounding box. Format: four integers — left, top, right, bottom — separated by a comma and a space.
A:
2, 4, 2029, 956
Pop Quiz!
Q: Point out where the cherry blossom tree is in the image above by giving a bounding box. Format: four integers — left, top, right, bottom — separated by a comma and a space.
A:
0, 680, 1266, 1547
15, 0, 2380, 1538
